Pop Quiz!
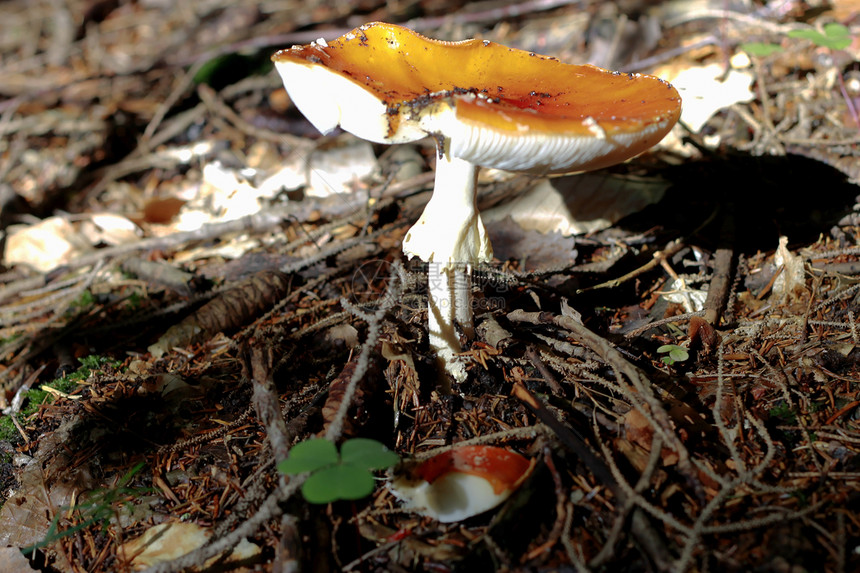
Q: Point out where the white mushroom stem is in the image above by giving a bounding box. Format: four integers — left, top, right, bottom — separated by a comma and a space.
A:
402, 153, 493, 381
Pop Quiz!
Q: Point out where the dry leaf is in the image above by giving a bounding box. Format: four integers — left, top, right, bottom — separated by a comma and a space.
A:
614, 437, 651, 473
482, 173, 666, 236
4, 217, 92, 272
119, 521, 260, 570
623, 408, 680, 467
80, 213, 141, 246
0, 425, 96, 549
668, 63, 755, 133
141, 196, 186, 224
660, 277, 707, 313
0, 547, 39, 573
624, 408, 655, 451
486, 217, 577, 270
306, 139, 378, 197
255, 151, 309, 197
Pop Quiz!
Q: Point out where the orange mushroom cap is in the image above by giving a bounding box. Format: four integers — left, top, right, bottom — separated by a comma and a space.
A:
272, 22, 681, 173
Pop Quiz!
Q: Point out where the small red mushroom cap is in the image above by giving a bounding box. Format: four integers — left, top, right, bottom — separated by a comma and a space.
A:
387, 445, 534, 522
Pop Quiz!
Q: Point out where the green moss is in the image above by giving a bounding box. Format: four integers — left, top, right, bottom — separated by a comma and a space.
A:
0, 333, 22, 346
768, 402, 796, 424
0, 416, 19, 442
67, 290, 95, 316
0, 355, 123, 444
52, 375, 78, 394
126, 292, 142, 310
807, 401, 825, 414
20, 389, 48, 417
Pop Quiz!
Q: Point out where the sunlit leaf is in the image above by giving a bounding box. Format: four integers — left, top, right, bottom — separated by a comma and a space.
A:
657, 344, 689, 365
278, 439, 338, 475
788, 23, 852, 50
340, 438, 399, 471
301, 464, 375, 504
739, 42, 783, 57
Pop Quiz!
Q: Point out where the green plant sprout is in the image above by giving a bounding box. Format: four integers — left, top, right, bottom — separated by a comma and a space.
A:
740, 42, 783, 57
788, 22, 853, 50
23, 462, 152, 556
657, 344, 689, 366
278, 438, 399, 504
740, 22, 853, 56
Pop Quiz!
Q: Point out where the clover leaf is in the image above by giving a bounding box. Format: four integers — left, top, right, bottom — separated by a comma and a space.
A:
277, 438, 338, 474
340, 437, 400, 470
301, 464, 375, 503
278, 438, 399, 504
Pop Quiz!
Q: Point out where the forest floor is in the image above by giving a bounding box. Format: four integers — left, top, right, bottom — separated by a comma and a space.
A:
1, 0, 860, 572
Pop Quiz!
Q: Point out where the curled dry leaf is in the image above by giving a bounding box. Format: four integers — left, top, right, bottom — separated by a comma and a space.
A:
624, 407, 655, 451
141, 196, 186, 225
688, 316, 719, 353
771, 236, 807, 303
305, 138, 378, 197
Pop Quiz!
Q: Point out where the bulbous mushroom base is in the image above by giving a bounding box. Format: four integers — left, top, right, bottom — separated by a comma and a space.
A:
426, 264, 469, 382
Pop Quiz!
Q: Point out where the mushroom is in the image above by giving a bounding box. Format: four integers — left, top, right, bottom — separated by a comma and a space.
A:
387, 445, 534, 522
272, 22, 681, 381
